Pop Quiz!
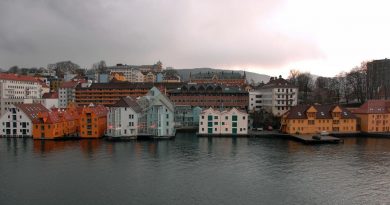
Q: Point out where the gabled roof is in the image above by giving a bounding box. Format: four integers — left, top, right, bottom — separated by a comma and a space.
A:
110, 97, 142, 113
14, 103, 50, 123
82, 104, 108, 117
60, 81, 80, 89
0, 73, 39, 83
284, 104, 355, 119
352, 100, 390, 114
37, 112, 63, 124
261, 77, 297, 89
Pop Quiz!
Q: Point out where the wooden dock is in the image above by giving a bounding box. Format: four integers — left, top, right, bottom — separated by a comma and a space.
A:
288, 134, 343, 144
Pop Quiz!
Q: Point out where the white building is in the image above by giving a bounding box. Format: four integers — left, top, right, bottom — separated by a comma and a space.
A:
137, 87, 175, 138
31, 92, 59, 109
198, 107, 248, 135
0, 73, 43, 116
249, 76, 298, 117
107, 96, 142, 139
0, 103, 49, 137
109, 65, 145, 82
59, 81, 81, 108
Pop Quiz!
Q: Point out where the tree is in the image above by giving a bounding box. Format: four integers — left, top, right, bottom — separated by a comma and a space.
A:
8, 66, 19, 74
92, 60, 107, 73
48, 61, 81, 78
296, 72, 314, 104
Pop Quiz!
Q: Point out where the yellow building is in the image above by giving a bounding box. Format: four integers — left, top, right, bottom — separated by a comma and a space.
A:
352, 100, 390, 133
281, 105, 357, 134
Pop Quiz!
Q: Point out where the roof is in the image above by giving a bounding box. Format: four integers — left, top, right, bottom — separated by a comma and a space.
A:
191, 71, 244, 80
260, 77, 297, 89
37, 112, 63, 124
42, 92, 58, 99
110, 96, 142, 113
352, 100, 390, 114
201, 107, 248, 115
168, 83, 247, 94
15, 103, 50, 123
285, 104, 356, 119
82, 104, 108, 117
60, 81, 80, 89
0, 73, 39, 83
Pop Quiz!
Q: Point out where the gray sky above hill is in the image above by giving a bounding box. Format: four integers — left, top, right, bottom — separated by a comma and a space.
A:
0, 0, 389, 77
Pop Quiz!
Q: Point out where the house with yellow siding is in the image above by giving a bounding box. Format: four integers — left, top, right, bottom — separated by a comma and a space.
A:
352, 100, 390, 133
281, 105, 357, 134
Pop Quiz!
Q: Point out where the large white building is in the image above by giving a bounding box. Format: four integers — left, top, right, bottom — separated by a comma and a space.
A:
249, 76, 298, 117
198, 107, 248, 135
0, 103, 49, 137
0, 74, 44, 116
109, 65, 145, 82
107, 97, 142, 139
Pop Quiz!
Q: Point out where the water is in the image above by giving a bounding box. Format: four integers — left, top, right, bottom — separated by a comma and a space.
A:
1, 133, 390, 205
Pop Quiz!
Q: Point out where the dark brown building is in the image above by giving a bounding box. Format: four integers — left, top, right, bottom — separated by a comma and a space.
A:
168, 83, 248, 109
367, 58, 390, 99
75, 82, 183, 107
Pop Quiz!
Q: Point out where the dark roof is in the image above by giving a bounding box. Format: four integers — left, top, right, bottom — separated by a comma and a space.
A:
352, 100, 390, 114
61, 81, 80, 89
76, 82, 185, 90
285, 104, 356, 119
168, 83, 247, 94
42, 92, 58, 99
110, 97, 142, 113
191, 71, 243, 80
15, 103, 50, 123
261, 77, 297, 89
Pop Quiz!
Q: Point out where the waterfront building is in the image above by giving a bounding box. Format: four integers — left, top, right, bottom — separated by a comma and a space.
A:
143, 71, 156, 82
0, 73, 43, 116
0, 103, 49, 137
108, 61, 163, 82
367, 59, 390, 99
189, 71, 246, 86
249, 76, 298, 116
198, 107, 248, 135
352, 100, 390, 132
281, 105, 357, 134
168, 83, 248, 110
174, 105, 202, 127
163, 73, 181, 83
79, 104, 108, 138
33, 111, 65, 139
75, 82, 183, 107
137, 87, 175, 137
107, 97, 142, 139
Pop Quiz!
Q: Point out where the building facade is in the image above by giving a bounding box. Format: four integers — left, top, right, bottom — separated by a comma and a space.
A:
281, 105, 357, 134
79, 105, 108, 138
249, 76, 298, 116
189, 71, 246, 86
367, 59, 390, 99
137, 87, 175, 137
0, 104, 49, 137
352, 100, 390, 132
59, 81, 81, 108
0, 73, 43, 116
174, 105, 202, 127
107, 97, 142, 138
168, 83, 248, 110
198, 107, 248, 135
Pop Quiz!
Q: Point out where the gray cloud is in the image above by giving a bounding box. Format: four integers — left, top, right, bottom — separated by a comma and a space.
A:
0, 0, 322, 70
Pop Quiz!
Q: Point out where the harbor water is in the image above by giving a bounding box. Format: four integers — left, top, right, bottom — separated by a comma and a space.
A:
1, 133, 390, 205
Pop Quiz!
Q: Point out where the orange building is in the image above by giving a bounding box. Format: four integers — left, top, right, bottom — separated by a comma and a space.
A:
33, 112, 65, 140
110, 72, 126, 82
79, 104, 108, 138
352, 100, 390, 133
281, 105, 357, 134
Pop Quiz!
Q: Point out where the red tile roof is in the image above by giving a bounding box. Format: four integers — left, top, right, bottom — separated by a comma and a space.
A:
60, 81, 80, 89
0, 73, 39, 83
82, 104, 108, 117
15, 103, 50, 123
37, 112, 63, 124
352, 100, 390, 114
42, 92, 58, 99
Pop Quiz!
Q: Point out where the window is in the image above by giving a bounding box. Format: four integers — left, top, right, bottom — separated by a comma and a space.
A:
214, 122, 218, 125
214, 116, 218, 120
225, 128, 228, 131
202, 116, 204, 119
222, 122, 225, 125
200, 122, 203, 125
129, 114, 134, 119
166, 114, 169, 119
232, 115, 237, 121
208, 115, 213, 121
225, 116, 228, 120
166, 122, 169, 126
202, 128, 204, 131
214, 128, 217, 131
232, 122, 237, 127
208, 122, 213, 127
243, 116, 246, 120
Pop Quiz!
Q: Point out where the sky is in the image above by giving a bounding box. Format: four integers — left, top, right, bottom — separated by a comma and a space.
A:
0, 0, 389, 77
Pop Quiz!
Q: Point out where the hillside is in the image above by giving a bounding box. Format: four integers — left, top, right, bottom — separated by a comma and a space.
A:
176, 68, 270, 84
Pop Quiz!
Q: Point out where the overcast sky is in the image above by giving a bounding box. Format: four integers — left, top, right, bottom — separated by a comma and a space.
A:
0, 0, 389, 77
